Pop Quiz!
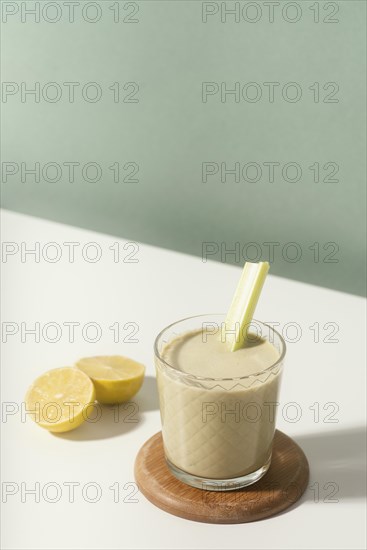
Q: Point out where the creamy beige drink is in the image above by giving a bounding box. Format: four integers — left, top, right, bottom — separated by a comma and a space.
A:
156, 326, 283, 482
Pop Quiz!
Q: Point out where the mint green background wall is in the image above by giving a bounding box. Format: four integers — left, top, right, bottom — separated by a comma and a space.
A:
2, 1, 366, 295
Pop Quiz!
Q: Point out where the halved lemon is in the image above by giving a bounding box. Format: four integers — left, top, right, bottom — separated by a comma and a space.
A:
75, 355, 145, 404
25, 367, 96, 433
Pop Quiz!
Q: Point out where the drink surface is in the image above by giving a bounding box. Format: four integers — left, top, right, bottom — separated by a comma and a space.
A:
156, 328, 283, 480
162, 329, 280, 378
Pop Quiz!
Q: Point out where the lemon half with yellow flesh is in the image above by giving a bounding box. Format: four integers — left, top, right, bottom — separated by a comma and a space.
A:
75, 355, 145, 404
25, 367, 96, 433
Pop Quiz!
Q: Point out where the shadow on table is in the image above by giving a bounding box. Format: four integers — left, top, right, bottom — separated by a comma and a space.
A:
53, 376, 159, 441
295, 426, 366, 502
135, 375, 160, 412
269, 427, 366, 520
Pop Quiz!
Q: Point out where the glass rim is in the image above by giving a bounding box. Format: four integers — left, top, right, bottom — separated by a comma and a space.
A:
154, 313, 286, 382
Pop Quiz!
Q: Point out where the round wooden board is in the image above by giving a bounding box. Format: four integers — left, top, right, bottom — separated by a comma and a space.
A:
134, 430, 309, 524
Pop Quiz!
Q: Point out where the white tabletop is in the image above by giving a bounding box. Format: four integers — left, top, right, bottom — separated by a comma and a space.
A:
1, 210, 366, 550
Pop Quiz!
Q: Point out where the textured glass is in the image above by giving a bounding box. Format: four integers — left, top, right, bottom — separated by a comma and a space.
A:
154, 314, 286, 490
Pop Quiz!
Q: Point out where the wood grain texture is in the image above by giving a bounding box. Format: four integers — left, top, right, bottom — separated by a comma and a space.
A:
134, 430, 309, 524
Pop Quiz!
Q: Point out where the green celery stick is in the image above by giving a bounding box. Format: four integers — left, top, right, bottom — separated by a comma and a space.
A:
223, 261, 270, 351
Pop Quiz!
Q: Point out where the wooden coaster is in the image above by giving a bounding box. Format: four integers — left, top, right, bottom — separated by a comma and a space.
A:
134, 430, 309, 523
